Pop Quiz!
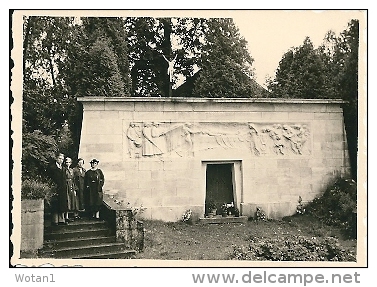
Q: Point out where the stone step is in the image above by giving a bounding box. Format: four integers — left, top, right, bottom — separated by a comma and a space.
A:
44, 235, 116, 249
198, 215, 248, 224
41, 242, 128, 258
44, 226, 111, 241
41, 216, 137, 259
45, 218, 108, 231
72, 249, 136, 259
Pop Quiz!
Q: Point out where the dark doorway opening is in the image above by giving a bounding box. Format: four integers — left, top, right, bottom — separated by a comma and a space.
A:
205, 163, 234, 214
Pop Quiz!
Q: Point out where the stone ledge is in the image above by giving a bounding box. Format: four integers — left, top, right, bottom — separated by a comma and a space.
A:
103, 193, 132, 211
77, 96, 346, 104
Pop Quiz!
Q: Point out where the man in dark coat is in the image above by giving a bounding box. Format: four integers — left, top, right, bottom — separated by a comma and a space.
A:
47, 152, 65, 225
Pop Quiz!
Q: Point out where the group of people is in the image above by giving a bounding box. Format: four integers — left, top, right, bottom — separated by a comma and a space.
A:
48, 152, 105, 226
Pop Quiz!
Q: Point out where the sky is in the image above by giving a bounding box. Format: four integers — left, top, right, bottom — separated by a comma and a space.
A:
231, 10, 366, 86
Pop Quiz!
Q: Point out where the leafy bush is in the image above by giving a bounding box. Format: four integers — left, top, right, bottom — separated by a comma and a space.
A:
230, 235, 356, 261
22, 130, 58, 180
21, 178, 56, 204
305, 177, 357, 237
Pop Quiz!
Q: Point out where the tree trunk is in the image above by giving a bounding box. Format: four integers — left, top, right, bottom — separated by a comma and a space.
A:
161, 18, 172, 97
23, 16, 35, 71
47, 46, 56, 86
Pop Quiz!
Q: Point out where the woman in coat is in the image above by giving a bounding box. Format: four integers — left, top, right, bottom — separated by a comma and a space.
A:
73, 158, 86, 216
84, 158, 105, 219
62, 157, 79, 222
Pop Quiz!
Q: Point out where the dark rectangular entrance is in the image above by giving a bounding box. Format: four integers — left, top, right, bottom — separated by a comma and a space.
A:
205, 163, 234, 211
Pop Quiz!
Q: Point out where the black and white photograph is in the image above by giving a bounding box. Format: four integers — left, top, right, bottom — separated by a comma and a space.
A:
10, 8, 367, 275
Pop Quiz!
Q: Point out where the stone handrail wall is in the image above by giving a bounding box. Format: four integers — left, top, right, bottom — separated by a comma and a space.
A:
101, 193, 144, 252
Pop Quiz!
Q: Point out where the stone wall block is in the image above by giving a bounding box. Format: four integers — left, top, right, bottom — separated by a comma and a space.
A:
134, 102, 164, 112
105, 170, 126, 181
314, 113, 330, 120
262, 112, 289, 120
105, 102, 134, 111
138, 160, 163, 171
83, 101, 105, 111
289, 112, 314, 120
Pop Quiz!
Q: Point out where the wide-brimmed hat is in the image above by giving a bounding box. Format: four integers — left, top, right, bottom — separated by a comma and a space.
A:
90, 158, 99, 164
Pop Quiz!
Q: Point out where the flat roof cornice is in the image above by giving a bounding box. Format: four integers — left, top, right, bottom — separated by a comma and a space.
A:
77, 97, 346, 104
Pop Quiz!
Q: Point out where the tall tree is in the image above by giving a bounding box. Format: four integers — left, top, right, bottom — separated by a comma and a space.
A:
63, 17, 132, 97
125, 17, 260, 97
125, 17, 175, 97
22, 16, 77, 179
23, 16, 75, 135
268, 37, 328, 98
192, 18, 256, 97
335, 20, 359, 180
309, 21, 359, 180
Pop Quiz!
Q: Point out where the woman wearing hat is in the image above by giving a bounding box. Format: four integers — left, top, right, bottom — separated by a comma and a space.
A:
84, 159, 105, 219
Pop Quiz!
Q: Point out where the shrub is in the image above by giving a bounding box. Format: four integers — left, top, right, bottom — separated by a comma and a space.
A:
22, 130, 57, 180
21, 177, 56, 204
305, 177, 356, 237
230, 234, 356, 261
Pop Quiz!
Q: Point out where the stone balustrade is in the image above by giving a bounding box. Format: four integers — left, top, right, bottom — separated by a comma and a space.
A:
101, 193, 144, 252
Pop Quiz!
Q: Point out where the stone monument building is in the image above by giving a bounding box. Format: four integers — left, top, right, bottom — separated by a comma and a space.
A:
77, 97, 351, 221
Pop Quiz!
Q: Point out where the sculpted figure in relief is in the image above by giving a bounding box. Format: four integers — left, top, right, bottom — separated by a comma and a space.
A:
282, 124, 309, 154
151, 122, 167, 155
125, 121, 310, 158
142, 122, 157, 156
264, 124, 285, 155
126, 122, 142, 158
248, 124, 266, 156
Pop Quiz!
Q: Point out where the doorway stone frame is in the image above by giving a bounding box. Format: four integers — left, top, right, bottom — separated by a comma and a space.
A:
201, 160, 243, 215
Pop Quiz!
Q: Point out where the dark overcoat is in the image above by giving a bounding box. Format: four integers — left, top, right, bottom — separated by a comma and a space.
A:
62, 167, 78, 212
73, 166, 86, 210
47, 162, 64, 212
84, 168, 104, 211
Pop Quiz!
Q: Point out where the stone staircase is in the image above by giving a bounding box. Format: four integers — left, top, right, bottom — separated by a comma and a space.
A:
39, 217, 136, 259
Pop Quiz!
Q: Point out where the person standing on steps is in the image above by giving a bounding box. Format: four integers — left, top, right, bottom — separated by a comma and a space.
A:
73, 158, 86, 218
84, 158, 105, 219
62, 157, 79, 222
47, 152, 65, 226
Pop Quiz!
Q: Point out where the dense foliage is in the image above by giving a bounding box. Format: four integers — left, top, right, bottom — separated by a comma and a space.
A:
267, 20, 359, 101
268, 37, 328, 99
65, 17, 132, 97
21, 130, 57, 180
231, 235, 356, 261
191, 18, 256, 97
305, 177, 357, 238
21, 178, 56, 203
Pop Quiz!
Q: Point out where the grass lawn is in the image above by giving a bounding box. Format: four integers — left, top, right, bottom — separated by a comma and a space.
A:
135, 214, 357, 261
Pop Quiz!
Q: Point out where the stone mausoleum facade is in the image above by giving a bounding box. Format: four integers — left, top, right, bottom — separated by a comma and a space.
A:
77, 97, 351, 222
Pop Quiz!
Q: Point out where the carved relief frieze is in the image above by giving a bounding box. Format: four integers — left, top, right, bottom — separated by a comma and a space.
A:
123, 121, 311, 158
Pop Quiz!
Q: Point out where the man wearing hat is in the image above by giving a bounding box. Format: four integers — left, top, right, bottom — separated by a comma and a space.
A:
84, 158, 105, 219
